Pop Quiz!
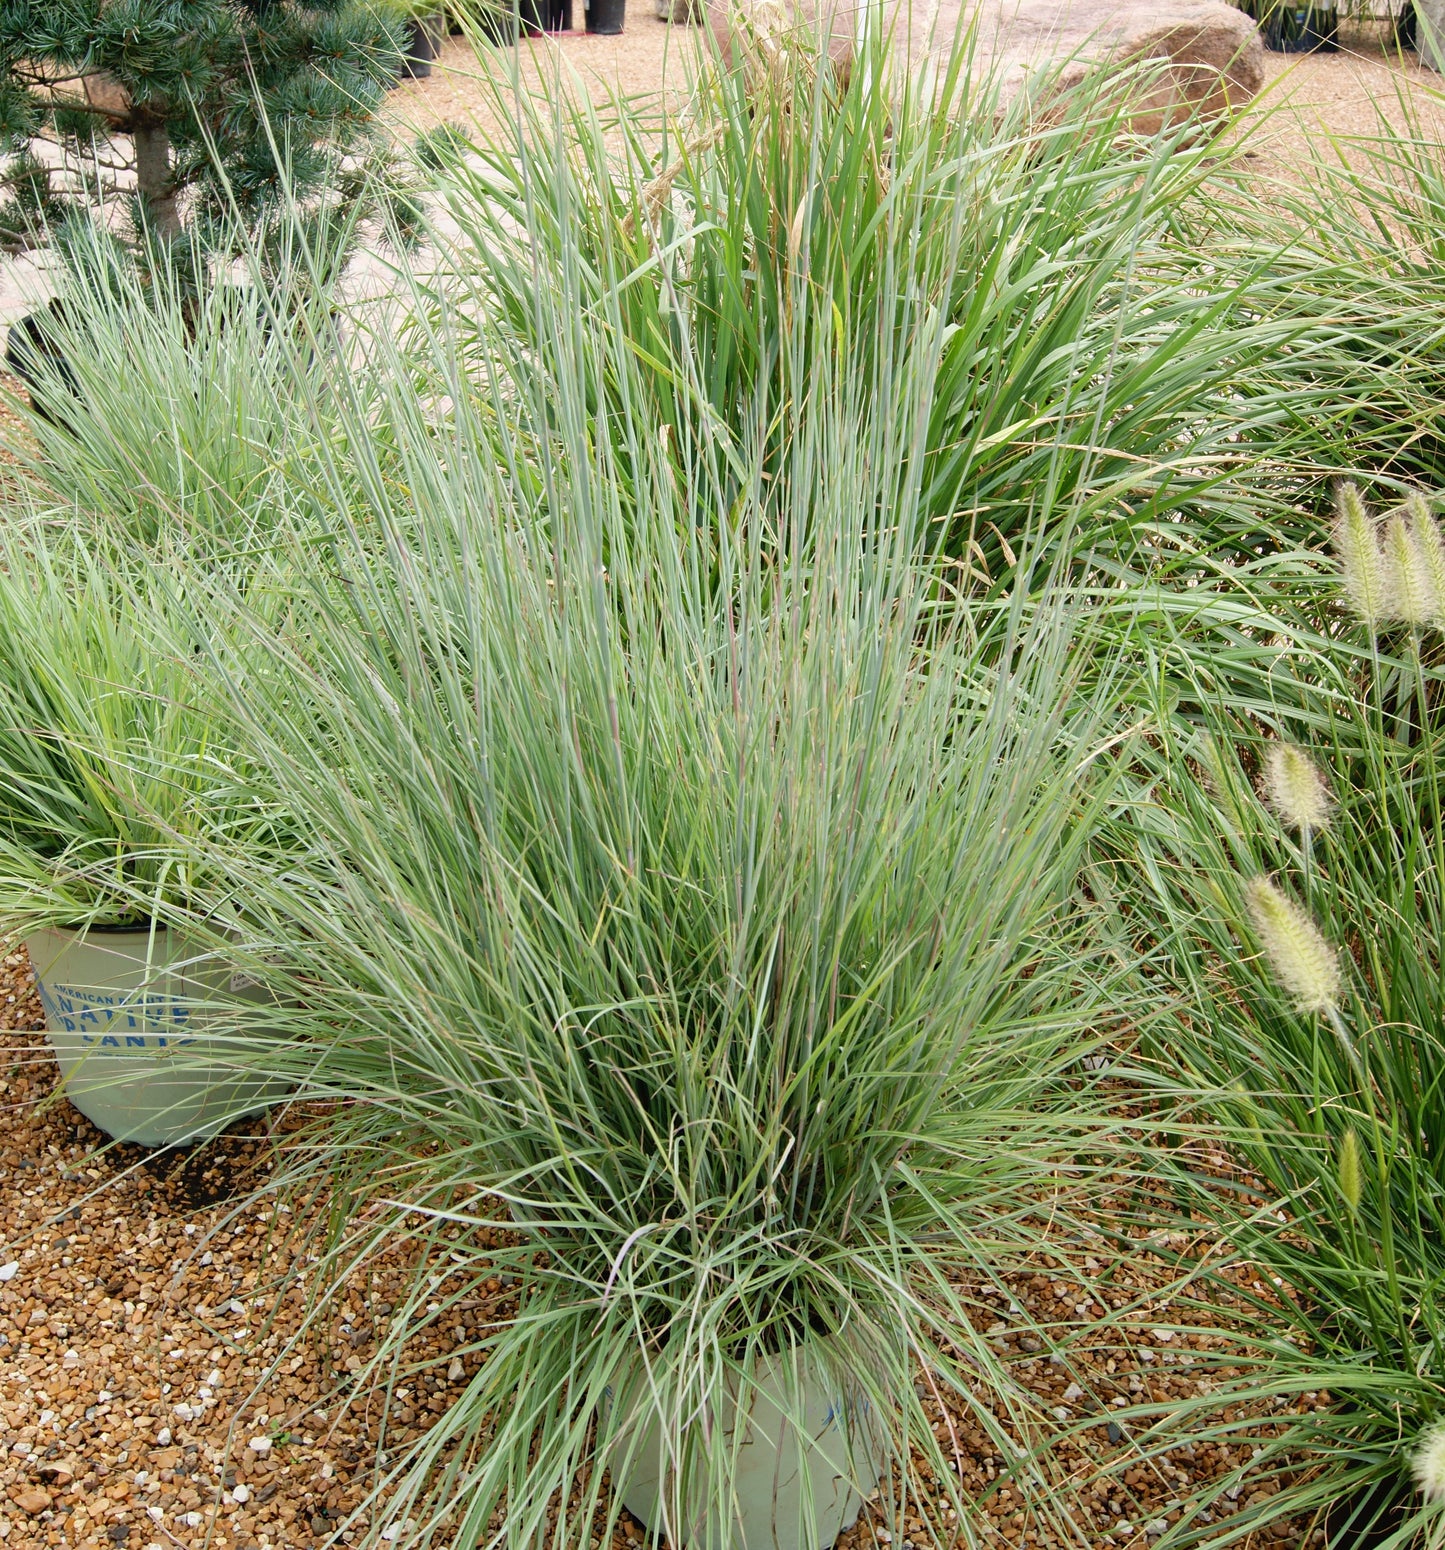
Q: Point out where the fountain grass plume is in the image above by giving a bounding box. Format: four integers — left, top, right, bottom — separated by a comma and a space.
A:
1262, 743, 1332, 835
1383, 510, 1439, 626
1416, 1421, 1445, 1503
1334, 482, 1388, 629
1243, 875, 1341, 1016
1406, 495, 1445, 628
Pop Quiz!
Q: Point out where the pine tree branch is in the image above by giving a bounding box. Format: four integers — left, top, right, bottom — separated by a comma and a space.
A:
12, 67, 93, 87
28, 94, 134, 127
11, 65, 136, 126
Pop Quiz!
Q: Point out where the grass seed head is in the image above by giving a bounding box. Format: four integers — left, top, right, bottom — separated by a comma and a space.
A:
1383, 511, 1439, 626
1337, 1127, 1362, 1215
1243, 876, 1341, 1015
1262, 743, 1332, 835
1334, 482, 1388, 628
1405, 494, 1445, 628
1414, 1418, 1445, 1502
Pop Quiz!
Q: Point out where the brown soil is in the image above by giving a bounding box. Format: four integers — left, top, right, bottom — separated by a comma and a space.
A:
383, 23, 705, 147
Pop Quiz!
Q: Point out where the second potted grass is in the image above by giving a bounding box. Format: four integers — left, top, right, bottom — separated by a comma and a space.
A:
0, 532, 287, 1147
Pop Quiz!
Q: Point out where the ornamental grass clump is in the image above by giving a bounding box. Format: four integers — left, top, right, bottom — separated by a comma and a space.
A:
160, 116, 1145, 1542
0, 223, 351, 554
420, 17, 1317, 583
1110, 482, 1445, 1545
0, 509, 300, 1142
0, 526, 281, 933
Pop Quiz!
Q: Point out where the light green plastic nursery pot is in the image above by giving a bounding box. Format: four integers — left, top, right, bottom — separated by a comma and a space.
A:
604, 1342, 884, 1550
26, 922, 281, 1148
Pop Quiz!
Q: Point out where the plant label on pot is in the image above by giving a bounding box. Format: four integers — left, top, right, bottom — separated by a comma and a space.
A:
26, 924, 285, 1149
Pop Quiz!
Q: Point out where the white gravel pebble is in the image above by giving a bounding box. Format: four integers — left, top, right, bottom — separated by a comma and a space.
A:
0, 1260, 17, 1280
249, 1434, 273, 1454
231, 1483, 252, 1504
156, 1426, 172, 1446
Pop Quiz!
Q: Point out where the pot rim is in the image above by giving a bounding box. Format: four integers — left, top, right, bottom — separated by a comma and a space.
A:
42, 918, 167, 937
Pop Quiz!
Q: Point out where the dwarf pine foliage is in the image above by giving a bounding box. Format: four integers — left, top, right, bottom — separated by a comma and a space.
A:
0, 0, 404, 255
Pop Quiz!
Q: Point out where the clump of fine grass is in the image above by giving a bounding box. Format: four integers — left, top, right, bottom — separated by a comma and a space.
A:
415, 15, 1328, 586
1103, 482, 1445, 1546
59, 40, 1181, 1543
0, 523, 289, 933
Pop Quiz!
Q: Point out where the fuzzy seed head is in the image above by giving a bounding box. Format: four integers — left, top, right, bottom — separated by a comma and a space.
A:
1263, 743, 1332, 834
1406, 495, 1445, 627
1334, 482, 1388, 627
1337, 1127, 1362, 1214
1383, 512, 1439, 626
1244, 876, 1341, 1015
1414, 1418, 1445, 1502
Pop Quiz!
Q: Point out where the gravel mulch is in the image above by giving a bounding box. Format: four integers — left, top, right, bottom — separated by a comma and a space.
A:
1, 936, 1330, 1550
383, 24, 703, 148
1248, 24, 1445, 185
0, 948, 483, 1550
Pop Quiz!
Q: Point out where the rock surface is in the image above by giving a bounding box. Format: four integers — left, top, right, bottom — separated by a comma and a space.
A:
705, 0, 1266, 130
958, 0, 1266, 129
1419, 0, 1445, 72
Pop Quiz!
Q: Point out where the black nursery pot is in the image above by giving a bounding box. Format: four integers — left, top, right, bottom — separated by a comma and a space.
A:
1260, 4, 1339, 51
472, 0, 522, 41
400, 10, 447, 76
586, 0, 624, 33
4, 299, 79, 427
473, 0, 563, 39
1323, 1475, 1409, 1549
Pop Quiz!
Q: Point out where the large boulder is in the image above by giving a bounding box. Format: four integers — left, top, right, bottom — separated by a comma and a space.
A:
953, 0, 1266, 131
705, 0, 1266, 131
